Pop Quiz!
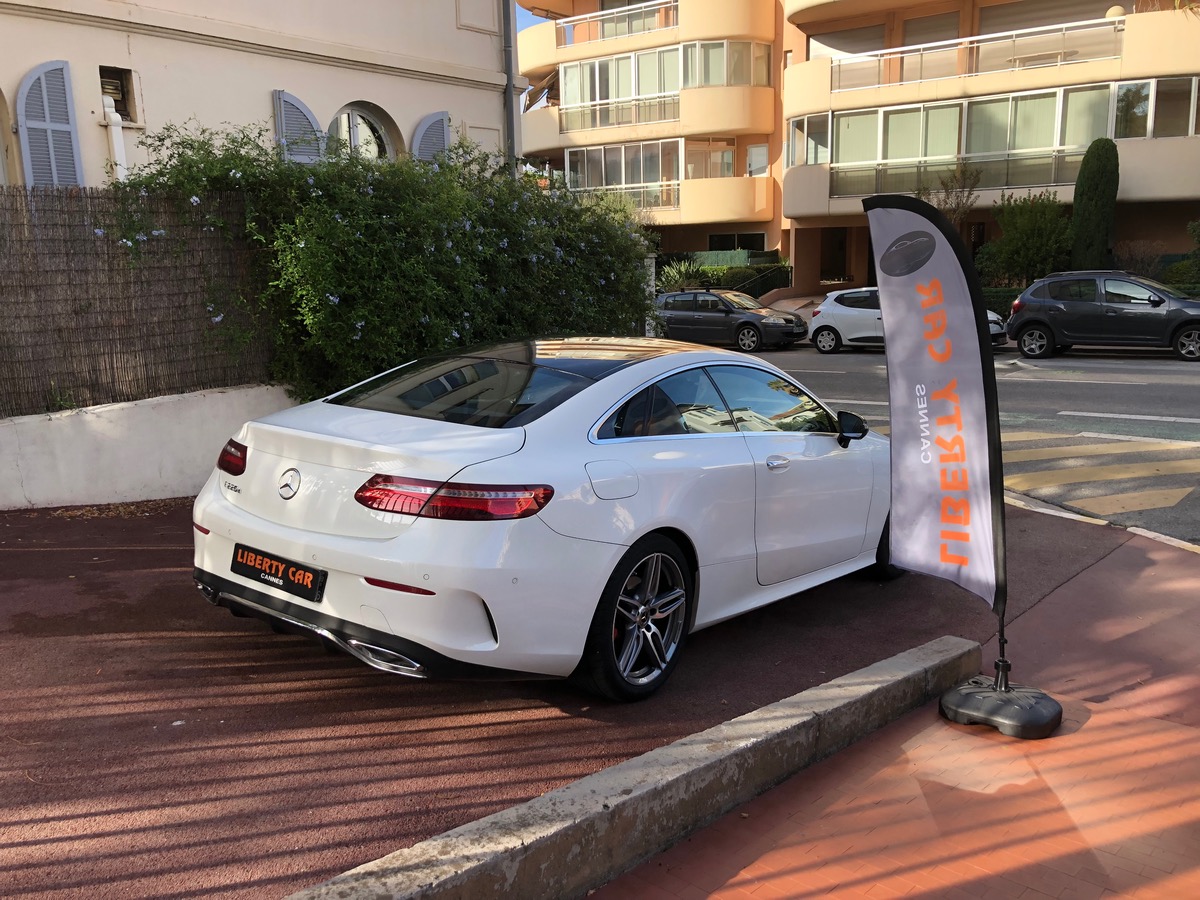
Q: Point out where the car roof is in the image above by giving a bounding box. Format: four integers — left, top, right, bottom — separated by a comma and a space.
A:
447, 337, 725, 381
1042, 270, 1136, 278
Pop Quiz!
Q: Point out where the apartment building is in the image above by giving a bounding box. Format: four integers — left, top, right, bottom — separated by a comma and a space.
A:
518, 0, 1200, 293
1, 0, 522, 188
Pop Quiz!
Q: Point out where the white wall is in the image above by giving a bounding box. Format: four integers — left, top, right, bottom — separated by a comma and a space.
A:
0, 385, 295, 510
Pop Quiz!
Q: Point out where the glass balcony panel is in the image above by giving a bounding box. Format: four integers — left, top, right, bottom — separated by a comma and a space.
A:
829, 166, 878, 196
556, 1, 679, 48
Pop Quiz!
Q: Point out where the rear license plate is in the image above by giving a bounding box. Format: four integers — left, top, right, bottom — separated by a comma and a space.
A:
231, 543, 326, 603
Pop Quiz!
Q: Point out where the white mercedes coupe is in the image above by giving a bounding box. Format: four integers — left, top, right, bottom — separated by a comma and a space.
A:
193, 337, 895, 700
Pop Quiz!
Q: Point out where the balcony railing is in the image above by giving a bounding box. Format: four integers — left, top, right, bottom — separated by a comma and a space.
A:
831, 17, 1124, 92
580, 181, 682, 209
829, 149, 1086, 197
556, 0, 678, 48
560, 93, 680, 133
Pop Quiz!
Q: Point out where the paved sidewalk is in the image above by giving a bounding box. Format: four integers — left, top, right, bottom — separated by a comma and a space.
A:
595, 531, 1200, 899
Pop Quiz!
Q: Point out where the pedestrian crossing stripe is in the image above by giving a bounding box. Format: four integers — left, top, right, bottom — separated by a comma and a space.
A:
1070, 488, 1195, 517
1001, 431, 1069, 443
1004, 458, 1200, 492
1003, 440, 1197, 464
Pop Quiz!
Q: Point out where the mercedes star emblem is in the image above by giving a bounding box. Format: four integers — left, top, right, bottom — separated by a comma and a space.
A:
278, 468, 302, 500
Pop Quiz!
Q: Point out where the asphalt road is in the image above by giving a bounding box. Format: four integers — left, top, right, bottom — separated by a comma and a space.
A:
0, 498, 1132, 899
765, 343, 1200, 544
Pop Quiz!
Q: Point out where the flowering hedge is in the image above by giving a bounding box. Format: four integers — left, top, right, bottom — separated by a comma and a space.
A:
113, 123, 654, 399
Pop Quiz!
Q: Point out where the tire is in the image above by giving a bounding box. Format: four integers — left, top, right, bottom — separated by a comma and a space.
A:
1172, 324, 1200, 361
735, 325, 762, 353
812, 326, 842, 354
1017, 324, 1055, 359
573, 535, 693, 702
870, 516, 905, 581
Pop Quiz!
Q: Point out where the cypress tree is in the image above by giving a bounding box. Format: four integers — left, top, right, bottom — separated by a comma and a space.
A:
1070, 138, 1120, 270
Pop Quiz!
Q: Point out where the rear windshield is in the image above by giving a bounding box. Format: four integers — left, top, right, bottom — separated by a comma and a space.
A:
327, 356, 593, 427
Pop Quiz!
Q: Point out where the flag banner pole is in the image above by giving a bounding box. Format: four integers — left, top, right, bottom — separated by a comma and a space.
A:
863, 194, 1061, 740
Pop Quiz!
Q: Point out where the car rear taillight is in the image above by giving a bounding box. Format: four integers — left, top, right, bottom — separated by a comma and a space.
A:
811, 308, 821, 318
217, 438, 248, 476
354, 475, 553, 521
1011, 299, 1023, 314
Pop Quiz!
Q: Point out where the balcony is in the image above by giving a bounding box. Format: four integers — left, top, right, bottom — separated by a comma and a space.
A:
518, 0, 773, 76
559, 93, 680, 133
830, 18, 1124, 93
555, 0, 677, 48
585, 176, 773, 226
522, 85, 774, 155
826, 150, 1087, 198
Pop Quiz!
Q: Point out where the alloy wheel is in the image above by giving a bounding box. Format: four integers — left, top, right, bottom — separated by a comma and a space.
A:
611, 551, 687, 687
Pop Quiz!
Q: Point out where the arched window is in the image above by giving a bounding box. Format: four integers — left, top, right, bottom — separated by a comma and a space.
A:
328, 104, 402, 160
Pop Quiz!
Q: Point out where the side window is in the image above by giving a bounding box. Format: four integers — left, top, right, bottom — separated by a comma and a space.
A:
1104, 279, 1156, 304
696, 293, 722, 312
663, 293, 694, 312
707, 366, 837, 434
658, 368, 737, 433
1048, 279, 1098, 302
836, 291, 874, 309
597, 369, 737, 438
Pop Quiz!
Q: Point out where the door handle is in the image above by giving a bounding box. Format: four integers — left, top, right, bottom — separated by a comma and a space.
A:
765, 455, 790, 470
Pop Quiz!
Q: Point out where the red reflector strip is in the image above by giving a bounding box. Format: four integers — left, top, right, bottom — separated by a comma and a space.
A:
364, 577, 436, 596
193, 522, 210, 535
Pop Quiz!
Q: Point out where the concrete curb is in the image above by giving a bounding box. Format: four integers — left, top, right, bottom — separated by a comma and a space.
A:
289, 635, 981, 900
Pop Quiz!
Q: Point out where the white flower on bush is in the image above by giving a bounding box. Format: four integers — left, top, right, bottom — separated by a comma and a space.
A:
190, 196, 200, 206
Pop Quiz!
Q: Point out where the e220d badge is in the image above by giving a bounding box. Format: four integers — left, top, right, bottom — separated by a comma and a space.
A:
880, 231, 936, 277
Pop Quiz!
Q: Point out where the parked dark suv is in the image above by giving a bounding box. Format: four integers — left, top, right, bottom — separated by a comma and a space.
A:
654, 289, 807, 352
1006, 271, 1200, 361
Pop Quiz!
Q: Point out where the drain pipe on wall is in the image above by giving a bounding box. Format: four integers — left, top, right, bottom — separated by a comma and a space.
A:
500, 0, 519, 174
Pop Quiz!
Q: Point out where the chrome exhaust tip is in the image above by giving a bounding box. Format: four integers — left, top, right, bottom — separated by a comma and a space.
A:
196, 582, 218, 604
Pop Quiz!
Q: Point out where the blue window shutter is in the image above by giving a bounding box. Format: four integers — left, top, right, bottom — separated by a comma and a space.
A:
273, 90, 325, 163
17, 61, 83, 186
413, 111, 451, 160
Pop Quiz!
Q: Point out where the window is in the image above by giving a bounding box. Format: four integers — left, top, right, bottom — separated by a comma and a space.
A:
808, 24, 885, 60
883, 108, 921, 161
330, 107, 392, 160
923, 105, 961, 158
1011, 93, 1056, 151
747, 144, 768, 176
99, 67, 135, 122
1061, 86, 1110, 148
1033, 279, 1097, 302
1103, 279, 1157, 304
833, 110, 878, 164
707, 367, 837, 434
708, 233, 766, 252
597, 369, 737, 439
1115, 81, 1150, 139
1154, 78, 1194, 137
965, 98, 1010, 155
685, 138, 734, 179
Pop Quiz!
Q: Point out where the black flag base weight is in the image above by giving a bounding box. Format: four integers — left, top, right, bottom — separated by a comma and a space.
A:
940, 657, 1063, 740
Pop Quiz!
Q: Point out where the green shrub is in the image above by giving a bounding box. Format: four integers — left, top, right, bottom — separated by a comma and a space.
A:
976, 191, 1071, 288
657, 257, 705, 292
112, 123, 654, 399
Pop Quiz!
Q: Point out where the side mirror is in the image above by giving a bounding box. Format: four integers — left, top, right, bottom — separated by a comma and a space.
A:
836, 410, 868, 448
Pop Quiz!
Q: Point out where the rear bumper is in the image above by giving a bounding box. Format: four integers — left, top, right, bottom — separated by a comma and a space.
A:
194, 569, 548, 681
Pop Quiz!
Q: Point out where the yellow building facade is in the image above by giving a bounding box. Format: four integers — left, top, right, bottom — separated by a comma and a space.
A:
518, 0, 1200, 293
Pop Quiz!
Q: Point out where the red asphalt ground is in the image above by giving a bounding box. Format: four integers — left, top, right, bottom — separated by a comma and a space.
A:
598, 529, 1200, 899
1, 498, 1188, 898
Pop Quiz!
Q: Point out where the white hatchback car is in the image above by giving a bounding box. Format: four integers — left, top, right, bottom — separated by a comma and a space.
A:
193, 338, 893, 700
810, 287, 1007, 353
